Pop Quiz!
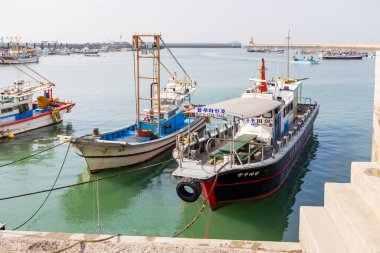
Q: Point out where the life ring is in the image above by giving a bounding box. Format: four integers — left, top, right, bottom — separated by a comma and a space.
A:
176, 181, 202, 202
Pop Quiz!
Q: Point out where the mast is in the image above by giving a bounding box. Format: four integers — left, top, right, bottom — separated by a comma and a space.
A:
259, 58, 268, 93
132, 34, 162, 135
286, 29, 290, 79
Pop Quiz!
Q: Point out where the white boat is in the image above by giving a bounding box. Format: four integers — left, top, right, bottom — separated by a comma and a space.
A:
61, 34, 206, 173
0, 80, 75, 139
84, 49, 100, 57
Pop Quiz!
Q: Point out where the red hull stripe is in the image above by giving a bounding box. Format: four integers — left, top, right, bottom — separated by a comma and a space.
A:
0, 103, 75, 128
209, 163, 293, 210
203, 123, 313, 209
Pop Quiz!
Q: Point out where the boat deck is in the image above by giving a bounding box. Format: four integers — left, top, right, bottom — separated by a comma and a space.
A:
173, 103, 317, 179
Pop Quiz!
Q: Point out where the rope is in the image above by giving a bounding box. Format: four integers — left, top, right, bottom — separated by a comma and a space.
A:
12, 143, 70, 230
95, 180, 102, 234
51, 233, 121, 253
0, 159, 175, 202
0, 142, 64, 168
172, 164, 225, 237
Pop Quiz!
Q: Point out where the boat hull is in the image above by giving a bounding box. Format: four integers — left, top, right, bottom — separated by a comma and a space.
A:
0, 103, 75, 139
322, 55, 363, 60
71, 117, 206, 172
201, 106, 318, 210
0, 56, 39, 64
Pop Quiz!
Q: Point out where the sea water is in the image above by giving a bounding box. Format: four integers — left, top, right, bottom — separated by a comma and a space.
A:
0, 49, 374, 241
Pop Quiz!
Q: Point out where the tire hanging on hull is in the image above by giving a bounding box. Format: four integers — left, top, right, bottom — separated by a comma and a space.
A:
176, 180, 202, 203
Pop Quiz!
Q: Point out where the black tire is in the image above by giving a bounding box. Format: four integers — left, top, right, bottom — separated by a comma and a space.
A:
176, 181, 202, 203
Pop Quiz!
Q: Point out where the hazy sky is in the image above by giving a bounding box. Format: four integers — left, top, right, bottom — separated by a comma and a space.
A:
2, 0, 379, 44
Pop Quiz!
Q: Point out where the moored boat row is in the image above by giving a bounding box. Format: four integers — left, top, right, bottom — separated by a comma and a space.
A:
2, 33, 319, 211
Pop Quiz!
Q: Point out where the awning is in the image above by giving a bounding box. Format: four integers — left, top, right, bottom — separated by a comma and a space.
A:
192, 97, 281, 118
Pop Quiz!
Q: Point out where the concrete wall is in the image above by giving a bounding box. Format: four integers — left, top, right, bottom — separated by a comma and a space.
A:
372, 51, 380, 162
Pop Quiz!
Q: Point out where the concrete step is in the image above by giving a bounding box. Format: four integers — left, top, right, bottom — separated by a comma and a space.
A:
325, 183, 380, 253
350, 162, 380, 219
299, 206, 348, 253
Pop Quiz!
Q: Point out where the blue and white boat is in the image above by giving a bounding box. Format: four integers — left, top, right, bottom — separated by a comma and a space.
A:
63, 34, 206, 173
291, 56, 319, 65
0, 80, 75, 139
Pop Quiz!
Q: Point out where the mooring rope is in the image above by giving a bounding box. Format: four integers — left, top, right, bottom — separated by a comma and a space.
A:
0, 159, 175, 202
0, 142, 64, 168
172, 164, 225, 238
12, 143, 71, 230
51, 233, 121, 253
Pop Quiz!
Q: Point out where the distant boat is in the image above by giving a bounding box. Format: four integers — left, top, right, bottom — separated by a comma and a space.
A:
247, 47, 268, 53
268, 48, 285, 54
291, 56, 319, 64
0, 52, 39, 64
321, 51, 364, 60
0, 79, 75, 139
84, 50, 100, 57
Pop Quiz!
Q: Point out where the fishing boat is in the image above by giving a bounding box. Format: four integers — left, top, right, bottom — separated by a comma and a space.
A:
291, 56, 319, 64
171, 57, 319, 210
0, 38, 39, 64
320, 50, 364, 60
0, 51, 39, 64
62, 34, 206, 173
0, 69, 75, 139
84, 49, 100, 57
171, 32, 319, 210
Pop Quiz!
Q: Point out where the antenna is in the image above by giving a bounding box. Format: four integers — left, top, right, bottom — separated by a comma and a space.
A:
286, 29, 290, 79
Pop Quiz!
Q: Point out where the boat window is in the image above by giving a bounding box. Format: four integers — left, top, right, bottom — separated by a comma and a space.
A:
262, 111, 272, 118
1, 107, 13, 114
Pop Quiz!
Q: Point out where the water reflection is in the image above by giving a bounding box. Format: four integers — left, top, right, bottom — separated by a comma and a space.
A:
0, 123, 73, 174
176, 134, 319, 241
59, 149, 176, 230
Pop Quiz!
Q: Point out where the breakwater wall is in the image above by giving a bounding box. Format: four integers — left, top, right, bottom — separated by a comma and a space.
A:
247, 43, 380, 51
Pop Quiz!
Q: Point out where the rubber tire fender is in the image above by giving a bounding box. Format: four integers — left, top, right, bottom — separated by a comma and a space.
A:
176, 181, 202, 203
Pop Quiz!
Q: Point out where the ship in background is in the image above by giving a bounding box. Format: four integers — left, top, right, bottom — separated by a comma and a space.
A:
0, 37, 39, 64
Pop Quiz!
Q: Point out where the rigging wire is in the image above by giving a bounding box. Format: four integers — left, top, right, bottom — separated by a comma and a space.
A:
12, 143, 71, 230
160, 38, 192, 81
23, 64, 52, 83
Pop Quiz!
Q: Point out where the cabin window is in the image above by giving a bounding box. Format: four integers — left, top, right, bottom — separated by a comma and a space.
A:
262, 111, 272, 118
1, 107, 13, 114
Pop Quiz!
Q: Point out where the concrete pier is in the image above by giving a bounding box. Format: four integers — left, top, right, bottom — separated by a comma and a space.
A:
372, 52, 380, 162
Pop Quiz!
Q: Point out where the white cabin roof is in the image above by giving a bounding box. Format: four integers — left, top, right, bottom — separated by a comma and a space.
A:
196, 97, 281, 118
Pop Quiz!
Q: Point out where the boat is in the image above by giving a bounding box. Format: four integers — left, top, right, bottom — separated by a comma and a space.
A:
171, 57, 319, 210
320, 50, 364, 60
0, 71, 75, 139
84, 49, 100, 57
61, 34, 206, 173
171, 32, 319, 210
291, 56, 319, 64
0, 38, 39, 64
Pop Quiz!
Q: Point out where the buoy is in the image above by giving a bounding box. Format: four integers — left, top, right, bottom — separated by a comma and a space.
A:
7, 132, 14, 139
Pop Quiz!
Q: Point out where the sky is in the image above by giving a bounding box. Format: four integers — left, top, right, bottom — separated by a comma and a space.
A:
1, 0, 379, 44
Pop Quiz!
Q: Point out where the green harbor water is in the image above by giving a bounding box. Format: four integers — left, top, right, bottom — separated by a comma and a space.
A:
0, 49, 375, 241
